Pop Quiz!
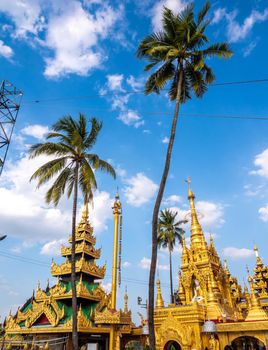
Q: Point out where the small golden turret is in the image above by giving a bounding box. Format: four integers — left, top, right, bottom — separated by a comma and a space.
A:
181, 232, 189, 266
81, 201, 89, 224
186, 177, 207, 250
224, 258, 231, 278
124, 286, 129, 313
206, 273, 223, 320
245, 275, 268, 321
254, 244, 263, 266
156, 279, 164, 308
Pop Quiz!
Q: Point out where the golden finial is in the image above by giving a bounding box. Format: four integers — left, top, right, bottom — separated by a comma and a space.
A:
113, 192, 122, 215
245, 274, 268, 320
224, 258, 231, 277
124, 286, 129, 313
156, 279, 164, 308
185, 178, 206, 250
44, 343, 49, 350
81, 201, 89, 224
254, 244, 263, 265
37, 280, 40, 290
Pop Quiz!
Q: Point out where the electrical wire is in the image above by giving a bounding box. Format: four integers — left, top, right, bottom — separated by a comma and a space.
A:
22, 77, 268, 105
0, 250, 170, 288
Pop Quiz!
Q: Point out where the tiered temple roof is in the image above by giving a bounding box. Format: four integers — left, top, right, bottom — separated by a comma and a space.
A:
5, 204, 111, 334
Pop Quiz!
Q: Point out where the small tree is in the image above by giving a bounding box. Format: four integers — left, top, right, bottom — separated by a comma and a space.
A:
158, 209, 186, 303
29, 114, 116, 350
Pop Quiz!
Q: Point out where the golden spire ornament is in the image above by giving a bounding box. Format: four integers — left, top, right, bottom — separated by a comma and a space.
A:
156, 279, 164, 308
254, 244, 263, 266
185, 177, 206, 250
245, 275, 268, 321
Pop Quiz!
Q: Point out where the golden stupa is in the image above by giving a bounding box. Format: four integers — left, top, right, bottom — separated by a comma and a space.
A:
155, 180, 268, 350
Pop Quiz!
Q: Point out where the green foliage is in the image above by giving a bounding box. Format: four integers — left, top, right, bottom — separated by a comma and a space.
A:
157, 209, 187, 252
136, 1, 232, 102
29, 114, 116, 206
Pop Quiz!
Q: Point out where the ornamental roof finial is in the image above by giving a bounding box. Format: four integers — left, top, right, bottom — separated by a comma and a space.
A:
124, 286, 129, 313
156, 279, 164, 308
81, 201, 89, 224
185, 177, 206, 250
113, 192, 122, 215
254, 244, 263, 266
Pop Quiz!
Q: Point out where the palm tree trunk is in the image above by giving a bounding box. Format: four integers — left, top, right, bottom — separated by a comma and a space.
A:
169, 249, 173, 304
71, 163, 79, 350
148, 63, 184, 350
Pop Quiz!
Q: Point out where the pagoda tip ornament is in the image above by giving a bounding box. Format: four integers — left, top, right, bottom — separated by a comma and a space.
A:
156, 279, 164, 308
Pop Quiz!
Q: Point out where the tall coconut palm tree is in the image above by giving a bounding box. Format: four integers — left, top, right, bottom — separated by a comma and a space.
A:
136, 2, 232, 347
157, 209, 186, 304
29, 114, 116, 350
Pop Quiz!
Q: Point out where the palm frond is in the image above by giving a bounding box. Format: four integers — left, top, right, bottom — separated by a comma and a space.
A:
30, 157, 69, 188
84, 118, 102, 149
29, 143, 72, 158
202, 42, 233, 58
45, 166, 72, 206
197, 1, 210, 26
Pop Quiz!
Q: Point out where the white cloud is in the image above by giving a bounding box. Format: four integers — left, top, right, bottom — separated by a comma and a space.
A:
0, 152, 113, 245
162, 137, 169, 144
0, 1, 122, 78
123, 261, 131, 268
259, 205, 268, 222
139, 257, 168, 271
195, 201, 225, 228
169, 200, 224, 229
126, 75, 144, 91
250, 148, 268, 178
123, 173, 158, 207
0, 0, 44, 38
223, 247, 254, 259
107, 74, 124, 91
0, 40, 13, 58
244, 184, 264, 197
243, 38, 259, 57
163, 194, 182, 206
44, 2, 121, 78
21, 124, 49, 140
40, 238, 66, 256
212, 7, 268, 43
151, 0, 187, 31
211, 8, 226, 24
118, 110, 144, 128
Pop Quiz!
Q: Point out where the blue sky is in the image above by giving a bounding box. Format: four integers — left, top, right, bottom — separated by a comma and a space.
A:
1, 0, 268, 325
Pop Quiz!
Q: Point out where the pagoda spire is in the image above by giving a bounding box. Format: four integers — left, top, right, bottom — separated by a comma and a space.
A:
124, 286, 129, 313
186, 177, 206, 250
156, 279, 164, 308
254, 244, 263, 266
245, 275, 268, 321
224, 258, 231, 278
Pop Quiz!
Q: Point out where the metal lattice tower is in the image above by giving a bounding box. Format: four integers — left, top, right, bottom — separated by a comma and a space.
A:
0, 80, 23, 176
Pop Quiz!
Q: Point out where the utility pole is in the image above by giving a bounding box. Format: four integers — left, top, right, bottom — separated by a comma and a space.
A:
0, 80, 23, 176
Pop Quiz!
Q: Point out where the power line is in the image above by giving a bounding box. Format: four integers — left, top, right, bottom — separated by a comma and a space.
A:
0, 250, 170, 288
23, 77, 268, 105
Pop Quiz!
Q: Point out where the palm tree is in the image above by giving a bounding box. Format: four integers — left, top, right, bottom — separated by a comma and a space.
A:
29, 114, 116, 350
157, 209, 186, 304
136, 2, 232, 347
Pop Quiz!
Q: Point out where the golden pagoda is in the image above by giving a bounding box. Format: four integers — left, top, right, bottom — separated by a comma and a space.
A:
154, 180, 268, 350
3, 197, 146, 350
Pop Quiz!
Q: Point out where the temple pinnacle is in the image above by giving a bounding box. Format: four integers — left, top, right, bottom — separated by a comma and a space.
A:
186, 178, 206, 250
156, 279, 164, 308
